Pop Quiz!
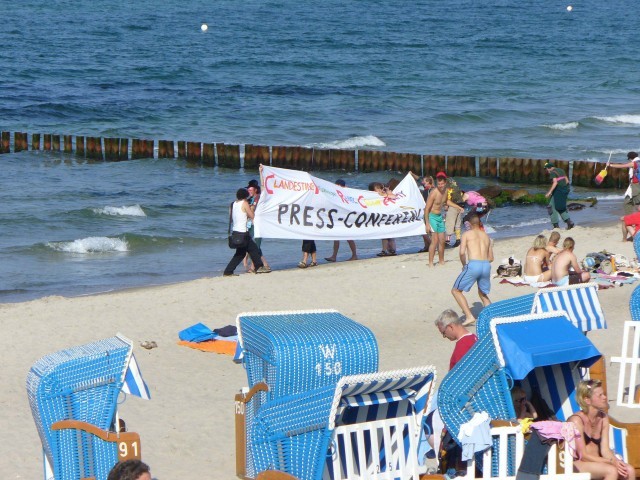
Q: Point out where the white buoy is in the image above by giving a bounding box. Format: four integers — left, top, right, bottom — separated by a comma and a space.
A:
201, 24, 208, 32
567, 5, 573, 11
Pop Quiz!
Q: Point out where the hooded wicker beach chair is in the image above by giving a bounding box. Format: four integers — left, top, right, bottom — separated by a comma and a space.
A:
27, 334, 150, 480
438, 312, 602, 479
440, 308, 640, 479
236, 310, 379, 480
235, 310, 437, 480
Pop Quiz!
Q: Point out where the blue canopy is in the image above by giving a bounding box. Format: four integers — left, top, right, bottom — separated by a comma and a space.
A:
493, 314, 601, 380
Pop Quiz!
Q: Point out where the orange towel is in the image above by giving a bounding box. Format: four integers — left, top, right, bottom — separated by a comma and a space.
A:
177, 339, 237, 356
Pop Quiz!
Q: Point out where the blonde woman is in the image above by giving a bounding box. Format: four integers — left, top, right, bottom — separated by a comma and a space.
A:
523, 235, 552, 283
568, 380, 634, 479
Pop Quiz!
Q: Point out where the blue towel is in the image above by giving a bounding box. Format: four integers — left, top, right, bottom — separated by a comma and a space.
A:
179, 323, 217, 343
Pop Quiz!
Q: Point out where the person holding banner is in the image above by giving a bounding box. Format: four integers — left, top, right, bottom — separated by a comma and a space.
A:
370, 182, 398, 256
224, 188, 271, 276
325, 179, 358, 262
426, 174, 448, 267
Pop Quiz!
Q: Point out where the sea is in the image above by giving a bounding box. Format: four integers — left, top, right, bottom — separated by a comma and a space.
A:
1, 0, 639, 303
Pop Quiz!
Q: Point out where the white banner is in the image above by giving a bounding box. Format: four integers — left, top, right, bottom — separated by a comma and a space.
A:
254, 166, 426, 240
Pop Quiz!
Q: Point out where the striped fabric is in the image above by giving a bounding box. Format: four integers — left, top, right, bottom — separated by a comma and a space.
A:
331, 370, 435, 429
325, 367, 436, 480
121, 353, 151, 400
521, 363, 582, 421
533, 283, 606, 332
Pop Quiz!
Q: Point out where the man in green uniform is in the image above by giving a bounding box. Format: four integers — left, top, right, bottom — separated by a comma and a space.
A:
544, 162, 575, 230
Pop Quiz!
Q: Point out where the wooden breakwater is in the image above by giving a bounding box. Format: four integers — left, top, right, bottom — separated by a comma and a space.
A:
0, 131, 628, 188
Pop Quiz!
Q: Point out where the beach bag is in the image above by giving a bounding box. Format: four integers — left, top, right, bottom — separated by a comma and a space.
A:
228, 231, 249, 249
497, 256, 522, 277
497, 264, 522, 277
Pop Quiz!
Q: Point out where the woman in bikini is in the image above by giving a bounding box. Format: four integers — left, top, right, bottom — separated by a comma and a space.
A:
523, 235, 552, 283
569, 379, 634, 480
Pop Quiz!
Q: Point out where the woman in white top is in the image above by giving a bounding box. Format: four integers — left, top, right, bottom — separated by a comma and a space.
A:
224, 188, 271, 276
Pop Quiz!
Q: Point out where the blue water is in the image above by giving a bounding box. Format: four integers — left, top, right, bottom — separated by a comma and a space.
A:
1, 0, 638, 302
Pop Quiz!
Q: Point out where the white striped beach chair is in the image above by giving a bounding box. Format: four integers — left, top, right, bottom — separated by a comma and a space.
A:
27, 334, 150, 480
477, 283, 605, 339
532, 282, 606, 332
611, 320, 640, 409
249, 366, 437, 480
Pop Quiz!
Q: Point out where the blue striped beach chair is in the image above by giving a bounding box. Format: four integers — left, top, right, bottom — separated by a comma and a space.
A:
477, 283, 604, 338
634, 229, 640, 259
236, 310, 378, 479
629, 283, 640, 321
251, 366, 437, 480
439, 312, 602, 478
26, 334, 150, 480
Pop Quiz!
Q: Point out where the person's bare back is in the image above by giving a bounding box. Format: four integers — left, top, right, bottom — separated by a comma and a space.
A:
551, 249, 575, 280
551, 237, 590, 285
462, 228, 493, 262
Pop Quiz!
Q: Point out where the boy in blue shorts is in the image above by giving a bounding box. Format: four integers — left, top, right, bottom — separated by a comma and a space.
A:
451, 214, 494, 325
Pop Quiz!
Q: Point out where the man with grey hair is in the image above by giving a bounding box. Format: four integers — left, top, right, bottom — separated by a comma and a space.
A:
435, 309, 478, 370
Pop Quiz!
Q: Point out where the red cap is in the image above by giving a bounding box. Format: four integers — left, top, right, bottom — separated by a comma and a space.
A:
436, 171, 447, 179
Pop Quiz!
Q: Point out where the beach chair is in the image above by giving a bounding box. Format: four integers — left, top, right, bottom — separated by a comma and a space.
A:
236, 310, 379, 480
476, 283, 604, 338
250, 366, 437, 480
26, 334, 150, 480
438, 312, 602, 479
611, 320, 640, 408
634, 230, 640, 259
630, 283, 640, 321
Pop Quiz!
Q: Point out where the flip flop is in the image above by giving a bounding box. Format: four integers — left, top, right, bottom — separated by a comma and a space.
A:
309, 262, 318, 267
376, 251, 389, 257
298, 261, 308, 268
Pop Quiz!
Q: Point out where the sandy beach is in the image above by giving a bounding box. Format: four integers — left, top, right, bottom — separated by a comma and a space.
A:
2, 223, 640, 479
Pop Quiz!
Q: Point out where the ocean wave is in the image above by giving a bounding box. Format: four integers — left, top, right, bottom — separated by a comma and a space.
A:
593, 114, 640, 126
93, 205, 146, 217
542, 121, 579, 130
498, 217, 550, 229
47, 237, 129, 253
310, 135, 386, 150
593, 193, 625, 201
591, 148, 634, 156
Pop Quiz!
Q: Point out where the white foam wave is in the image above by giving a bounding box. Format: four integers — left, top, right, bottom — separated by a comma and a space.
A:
591, 148, 625, 156
542, 121, 578, 130
47, 237, 129, 253
501, 217, 550, 229
311, 135, 386, 150
94, 205, 146, 217
593, 193, 625, 201
594, 114, 640, 126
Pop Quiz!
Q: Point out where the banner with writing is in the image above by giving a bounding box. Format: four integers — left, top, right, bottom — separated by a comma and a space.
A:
254, 166, 426, 240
